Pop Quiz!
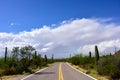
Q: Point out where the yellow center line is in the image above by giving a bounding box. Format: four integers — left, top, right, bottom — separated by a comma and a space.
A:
59, 63, 64, 80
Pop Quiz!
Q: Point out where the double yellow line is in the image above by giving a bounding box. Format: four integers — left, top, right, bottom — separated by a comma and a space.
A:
59, 63, 64, 80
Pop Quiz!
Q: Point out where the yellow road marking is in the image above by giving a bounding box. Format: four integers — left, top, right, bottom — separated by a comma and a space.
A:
59, 63, 64, 80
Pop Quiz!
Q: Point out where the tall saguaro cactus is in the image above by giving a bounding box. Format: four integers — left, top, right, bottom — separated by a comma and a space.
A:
45, 54, 48, 62
89, 51, 92, 58
35, 51, 37, 58
4, 47, 7, 63
95, 45, 99, 64
52, 54, 54, 61
44, 54, 48, 65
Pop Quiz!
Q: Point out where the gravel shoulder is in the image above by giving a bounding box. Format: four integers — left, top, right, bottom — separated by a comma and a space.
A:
1, 75, 26, 80
6, 75, 26, 80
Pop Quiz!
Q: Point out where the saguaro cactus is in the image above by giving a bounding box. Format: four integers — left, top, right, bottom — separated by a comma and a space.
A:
45, 54, 48, 62
35, 51, 37, 58
52, 54, 54, 60
4, 47, 7, 63
95, 45, 99, 64
89, 51, 92, 58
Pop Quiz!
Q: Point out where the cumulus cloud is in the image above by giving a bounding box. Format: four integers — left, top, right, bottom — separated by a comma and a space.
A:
0, 18, 120, 58
78, 39, 120, 56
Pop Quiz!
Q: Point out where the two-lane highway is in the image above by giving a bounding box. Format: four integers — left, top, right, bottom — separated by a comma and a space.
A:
22, 63, 96, 80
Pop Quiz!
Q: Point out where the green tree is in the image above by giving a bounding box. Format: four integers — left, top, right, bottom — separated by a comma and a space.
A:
7, 47, 23, 74
4, 47, 7, 63
20, 45, 35, 66
11, 47, 19, 61
20, 45, 35, 72
95, 45, 99, 64
27, 45, 35, 64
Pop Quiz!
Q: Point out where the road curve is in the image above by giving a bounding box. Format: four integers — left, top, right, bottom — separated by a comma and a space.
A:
22, 62, 96, 80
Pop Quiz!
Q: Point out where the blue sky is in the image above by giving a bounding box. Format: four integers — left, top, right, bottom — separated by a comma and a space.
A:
0, 0, 120, 58
0, 0, 120, 33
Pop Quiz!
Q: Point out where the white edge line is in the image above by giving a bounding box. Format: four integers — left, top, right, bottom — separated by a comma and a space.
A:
21, 67, 48, 80
66, 63, 97, 80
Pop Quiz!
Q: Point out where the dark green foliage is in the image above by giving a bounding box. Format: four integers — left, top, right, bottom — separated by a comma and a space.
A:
19, 45, 35, 71
11, 47, 19, 62
54, 58, 67, 62
0, 45, 55, 76
0, 45, 44, 76
70, 54, 81, 65
20, 45, 35, 66
3, 58, 30, 75
4, 47, 7, 63
31, 51, 42, 68
0, 58, 4, 68
69, 54, 94, 69
97, 55, 120, 79
95, 45, 99, 64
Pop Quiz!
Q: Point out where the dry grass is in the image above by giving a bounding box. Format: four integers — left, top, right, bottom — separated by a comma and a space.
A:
73, 65, 87, 73
89, 69, 109, 80
72, 64, 109, 80
1, 74, 27, 80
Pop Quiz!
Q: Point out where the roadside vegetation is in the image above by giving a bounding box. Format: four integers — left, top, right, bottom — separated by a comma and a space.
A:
0, 45, 120, 80
0, 45, 54, 78
69, 45, 120, 80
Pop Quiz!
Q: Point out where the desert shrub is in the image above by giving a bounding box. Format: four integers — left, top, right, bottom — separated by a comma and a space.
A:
70, 54, 95, 69
0, 58, 7, 69
97, 55, 120, 79
70, 55, 81, 65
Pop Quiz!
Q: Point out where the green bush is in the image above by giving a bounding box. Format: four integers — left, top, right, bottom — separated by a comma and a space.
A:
70, 54, 94, 65
0, 58, 4, 68
69, 54, 95, 70
70, 55, 81, 65
97, 55, 120, 79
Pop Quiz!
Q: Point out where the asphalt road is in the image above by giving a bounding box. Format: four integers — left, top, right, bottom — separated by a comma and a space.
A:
22, 63, 96, 80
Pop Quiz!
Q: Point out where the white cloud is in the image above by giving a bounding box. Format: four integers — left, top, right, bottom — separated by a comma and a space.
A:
9, 22, 20, 27
44, 42, 54, 47
0, 18, 120, 58
40, 47, 50, 52
78, 39, 120, 56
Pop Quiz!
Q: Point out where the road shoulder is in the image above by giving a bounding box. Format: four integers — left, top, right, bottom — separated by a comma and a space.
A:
67, 63, 109, 80
66, 63, 97, 80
